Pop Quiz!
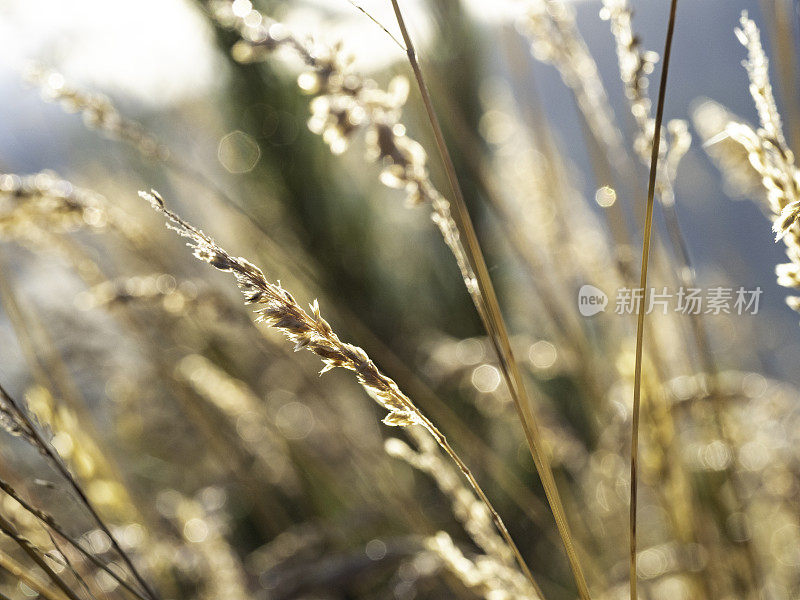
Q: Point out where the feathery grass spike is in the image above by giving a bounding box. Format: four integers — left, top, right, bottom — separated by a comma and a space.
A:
140, 188, 542, 596
722, 13, 800, 316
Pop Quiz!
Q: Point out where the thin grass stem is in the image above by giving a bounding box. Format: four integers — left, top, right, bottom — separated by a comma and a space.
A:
630, 1, 679, 598
0, 478, 150, 600
0, 512, 83, 600
0, 549, 70, 600
0, 384, 158, 600
389, 2, 590, 597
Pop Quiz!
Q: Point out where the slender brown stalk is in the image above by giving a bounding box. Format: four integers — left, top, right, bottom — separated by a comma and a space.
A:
0, 478, 149, 600
630, 1, 679, 598
0, 384, 158, 600
0, 512, 83, 600
0, 551, 70, 600
0, 549, 70, 600
46, 533, 96, 600
388, 3, 589, 598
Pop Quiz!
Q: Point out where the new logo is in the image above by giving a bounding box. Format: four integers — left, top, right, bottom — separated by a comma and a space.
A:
578, 285, 608, 316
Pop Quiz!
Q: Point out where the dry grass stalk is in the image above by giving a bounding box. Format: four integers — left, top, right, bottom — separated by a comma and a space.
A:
385, 426, 515, 569
625, 1, 679, 597
211, 0, 590, 592
611, 9, 765, 591
85, 274, 206, 316
0, 547, 73, 600
211, 1, 479, 303
0, 476, 149, 600
691, 100, 765, 200
25, 386, 139, 523
424, 531, 538, 599
519, 0, 629, 176
601, 0, 690, 207
0, 510, 82, 600
721, 13, 800, 316
140, 189, 539, 594
0, 171, 111, 240
387, 4, 589, 597
23, 64, 288, 251
25, 63, 167, 160
599, 11, 737, 591
0, 383, 158, 600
